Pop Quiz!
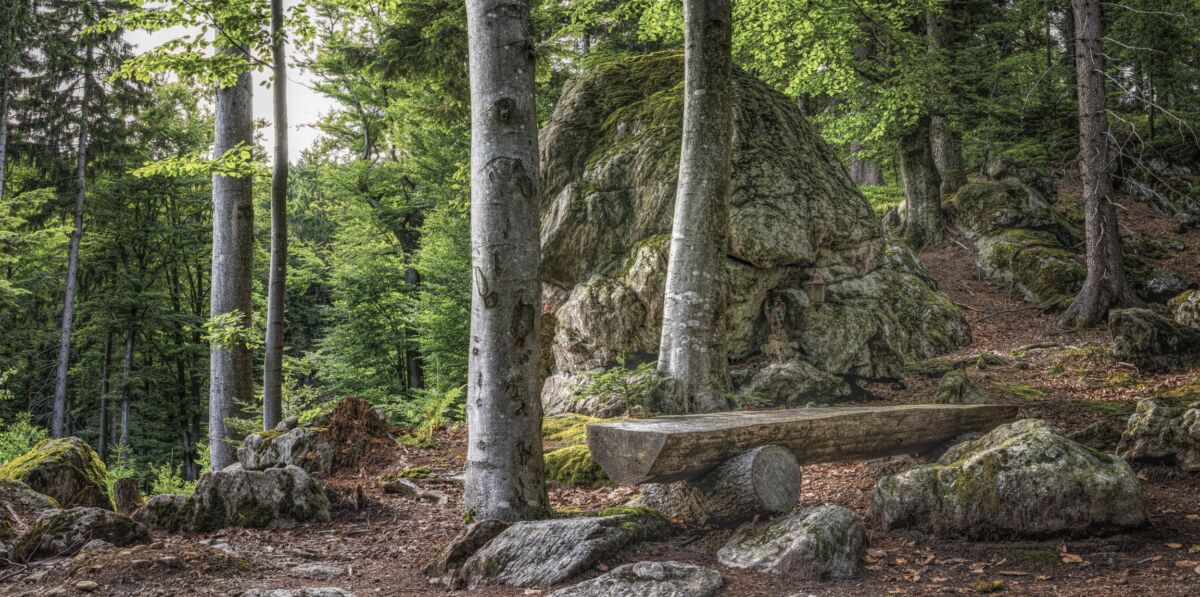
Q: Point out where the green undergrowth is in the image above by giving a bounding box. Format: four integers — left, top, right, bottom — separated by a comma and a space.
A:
992, 382, 1045, 400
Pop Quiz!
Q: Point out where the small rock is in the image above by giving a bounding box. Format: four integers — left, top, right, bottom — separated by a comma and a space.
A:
1118, 398, 1200, 471
717, 505, 865, 579
1069, 420, 1122, 452
933, 369, 991, 405
1111, 308, 1200, 372
275, 416, 300, 432
239, 589, 357, 597
291, 562, 346, 579
78, 539, 114, 554
74, 580, 99, 592
550, 561, 723, 597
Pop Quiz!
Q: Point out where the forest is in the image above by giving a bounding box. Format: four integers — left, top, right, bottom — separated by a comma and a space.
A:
0, 0, 1199, 595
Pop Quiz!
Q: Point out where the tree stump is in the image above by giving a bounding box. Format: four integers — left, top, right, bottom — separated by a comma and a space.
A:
640, 445, 800, 527
113, 477, 145, 515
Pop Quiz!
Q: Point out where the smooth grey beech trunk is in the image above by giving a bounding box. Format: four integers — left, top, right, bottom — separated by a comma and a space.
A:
98, 332, 111, 461
900, 115, 944, 250
848, 141, 883, 186
52, 49, 92, 438
463, 0, 548, 521
263, 0, 288, 430
927, 6, 965, 196
209, 62, 255, 471
119, 328, 134, 449
656, 0, 733, 415
1060, 0, 1139, 326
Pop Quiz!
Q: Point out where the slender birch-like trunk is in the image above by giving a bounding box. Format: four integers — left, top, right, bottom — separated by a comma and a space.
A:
209, 56, 255, 471
262, 0, 288, 430
463, 0, 548, 521
52, 48, 92, 437
656, 0, 733, 415
119, 328, 134, 449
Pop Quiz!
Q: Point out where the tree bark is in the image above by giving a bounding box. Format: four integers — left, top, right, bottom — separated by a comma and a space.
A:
463, 0, 548, 521
927, 6, 965, 196
119, 327, 134, 450
209, 56, 255, 471
656, 0, 733, 414
639, 445, 800, 527
52, 48, 92, 438
0, 74, 8, 202
848, 141, 883, 186
98, 332, 111, 462
262, 0, 288, 431
1060, 0, 1139, 326
900, 115, 944, 250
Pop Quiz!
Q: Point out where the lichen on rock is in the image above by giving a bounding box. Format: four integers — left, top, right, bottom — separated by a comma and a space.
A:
933, 369, 991, 405
0, 437, 112, 510
871, 419, 1147, 538
716, 505, 865, 579
550, 560, 724, 597
538, 51, 969, 415
238, 427, 333, 477
1111, 307, 1200, 372
10, 506, 149, 561
1118, 398, 1200, 470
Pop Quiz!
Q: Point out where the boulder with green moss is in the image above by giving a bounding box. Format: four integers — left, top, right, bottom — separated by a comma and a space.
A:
717, 505, 865, 579
0, 437, 112, 510
1111, 308, 1200, 372
0, 479, 61, 552
933, 369, 992, 405
538, 52, 970, 415
871, 419, 1147, 538
1170, 290, 1200, 329
550, 561, 724, 597
238, 427, 332, 476
1118, 398, 1200, 471
544, 445, 609, 487
134, 465, 329, 533
456, 511, 673, 589
9, 506, 148, 561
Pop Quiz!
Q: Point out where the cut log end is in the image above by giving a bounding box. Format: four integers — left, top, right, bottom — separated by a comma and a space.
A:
641, 444, 800, 528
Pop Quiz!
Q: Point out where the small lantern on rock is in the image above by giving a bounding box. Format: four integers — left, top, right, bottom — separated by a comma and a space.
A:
803, 272, 826, 306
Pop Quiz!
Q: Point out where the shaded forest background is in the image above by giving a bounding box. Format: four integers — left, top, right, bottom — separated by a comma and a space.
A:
1, 0, 1198, 490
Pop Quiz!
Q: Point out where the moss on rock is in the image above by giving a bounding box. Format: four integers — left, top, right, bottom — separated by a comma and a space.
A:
0, 437, 112, 510
544, 445, 609, 487
10, 506, 149, 561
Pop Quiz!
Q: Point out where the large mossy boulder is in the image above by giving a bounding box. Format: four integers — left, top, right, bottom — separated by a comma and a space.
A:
0, 479, 61, 552
1118, 398, 1200, 470
0, 437, 112, 510
717, 505, 865, 579
9, 506, 148, 561
871, 419, 1147, 538
133, 465, 329, 532
539, 52, 970, 415
1111, 307, 1200, 371
456, 511, 673, 589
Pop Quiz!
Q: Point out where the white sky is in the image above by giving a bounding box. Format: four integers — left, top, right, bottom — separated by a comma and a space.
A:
124, 1, 334, 162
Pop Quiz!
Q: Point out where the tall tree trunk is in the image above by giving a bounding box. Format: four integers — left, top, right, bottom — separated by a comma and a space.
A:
0, 74, 8, 202
1060, 0, 1139, 326
848, 141, 883, 186
52, 48, 92, 438
404, 266, 424, 390
900, 115, 944, 250
656, 0, 733, 415
1062, 2, 1078, 101
98, 332, 112, 461
209, 57, 255, 471
927, 6, 965, 196
463, 0, 548, 521
119, 327, 134, 450
262, 0, 288, 431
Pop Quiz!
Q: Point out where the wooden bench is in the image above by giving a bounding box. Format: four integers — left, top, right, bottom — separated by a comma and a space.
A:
586, 404, 1018, 526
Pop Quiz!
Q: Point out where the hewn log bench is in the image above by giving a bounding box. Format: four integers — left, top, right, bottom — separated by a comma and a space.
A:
587, 404, 1018, 526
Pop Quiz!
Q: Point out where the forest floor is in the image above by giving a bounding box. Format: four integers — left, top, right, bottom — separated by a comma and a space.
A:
6, 188, 1200, 596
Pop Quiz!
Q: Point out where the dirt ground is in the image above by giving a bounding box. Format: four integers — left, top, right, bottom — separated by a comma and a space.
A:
4, 186, 1200, 596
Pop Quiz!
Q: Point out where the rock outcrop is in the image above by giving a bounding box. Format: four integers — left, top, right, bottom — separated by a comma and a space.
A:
0, 479, 60, 553
0, 437, 112, 510
133, 465, 330, 532
238, 427, 333, 477
872, 419, 1147, 538
9, 507, 148, 561
550, 561, 724, 597
454, 511, 672, 589
1111, 308, 1200, 371
717, 505, 865, 579
1118, 398, 1200, 470
538, 52, 970, 415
